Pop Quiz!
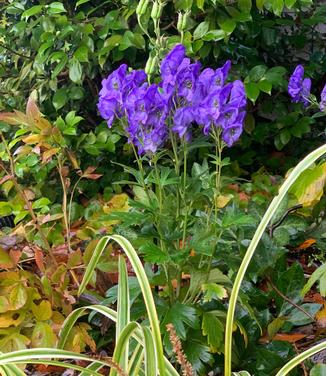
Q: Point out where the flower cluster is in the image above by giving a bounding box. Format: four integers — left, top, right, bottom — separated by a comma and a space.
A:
288, 65, 311, 106
288, 65, 326, 111
98, 44, 247, 154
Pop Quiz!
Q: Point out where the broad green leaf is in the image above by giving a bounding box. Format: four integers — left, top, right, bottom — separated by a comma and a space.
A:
196, 0, 205, 10
74, 45, 89, 62
69, 59, 82, 83
139, 243, 170, 263
53, 88, 68, 110
202, 30, 225, 41
272, 0, 284, 16
256, 0, 265, 10
47, 2, 66, 14
21, 5, 43, 19
0, 203, 12, 217
238, 0, 252, 11
202, 312, 224, 352
289, 162, 326, 207
286, 303, 321, 326
193, 21, 210, 40
219, 19, 236, 34
285, 0, 296, 7
245, 82, 260, 103
280, 129, 291, 146
76, 0, 90, 7
258, 79, 272, 94
249, 65, 267, 82
275, 263, 305, 315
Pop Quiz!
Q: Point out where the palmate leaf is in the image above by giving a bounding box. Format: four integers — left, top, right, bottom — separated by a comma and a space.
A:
201, 312, 224, 352
162, 303, 199, 340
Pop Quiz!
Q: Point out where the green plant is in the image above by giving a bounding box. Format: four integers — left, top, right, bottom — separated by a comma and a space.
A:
224, 142, 326, 375
0, 234, 179, 376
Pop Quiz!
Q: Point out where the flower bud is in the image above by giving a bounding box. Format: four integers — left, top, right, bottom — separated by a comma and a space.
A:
136, 0, 149, 16
145, 54, 158, 76
151, 1, 163, 20
177, 12, 188, 32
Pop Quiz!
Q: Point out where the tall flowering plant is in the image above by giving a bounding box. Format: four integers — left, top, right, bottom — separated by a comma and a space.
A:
97, 45, 248, 314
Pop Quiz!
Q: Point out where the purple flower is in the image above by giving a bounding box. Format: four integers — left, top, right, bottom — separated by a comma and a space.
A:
97, 65, 147, 127
125, 84, 168, 155
172, 107, 195, 138
288, 65, 311, 106
319, 83, 326, 111
161, 44, 186, 81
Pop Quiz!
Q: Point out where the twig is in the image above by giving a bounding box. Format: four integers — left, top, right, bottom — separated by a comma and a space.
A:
0, 42, 33, 60
269, 204, 303, 237
293, 343, 309, 376
267, 277, 315, 320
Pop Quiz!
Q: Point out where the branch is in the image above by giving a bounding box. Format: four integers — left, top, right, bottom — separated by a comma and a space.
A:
0, 42, 33, 60
267, 277, 315, 320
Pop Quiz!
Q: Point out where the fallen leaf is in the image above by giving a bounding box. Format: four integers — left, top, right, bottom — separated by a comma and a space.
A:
295, 238, 316, 251
316, 304, 326, 328
34, 248, 45, 272
273, 333, 307, 343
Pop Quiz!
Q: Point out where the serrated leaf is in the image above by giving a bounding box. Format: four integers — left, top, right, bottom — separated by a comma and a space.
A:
202, 312, 224, 352
139, 242, 170, 263
162, 303, 198, 339
202, 283, 227, 302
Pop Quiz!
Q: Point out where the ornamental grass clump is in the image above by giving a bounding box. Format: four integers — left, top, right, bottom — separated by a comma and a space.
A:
97, 44, 247, 154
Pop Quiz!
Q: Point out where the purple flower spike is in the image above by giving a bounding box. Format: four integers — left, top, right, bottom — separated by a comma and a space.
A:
319, 83, 326, 111
288, 65, 311, 106
161, 44, 186, 79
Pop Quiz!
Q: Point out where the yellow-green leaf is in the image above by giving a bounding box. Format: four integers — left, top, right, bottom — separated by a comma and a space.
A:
31, 322, 57, 347
32, 301, 53, 321
9, 285, 28, 310
289, 162, 326, 207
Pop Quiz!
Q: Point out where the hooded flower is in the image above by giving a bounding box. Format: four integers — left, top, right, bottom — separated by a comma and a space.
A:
319, 83, 326, 111
288, 65, 311, 106
125, 84, 168, 155
97, 65, 147, 127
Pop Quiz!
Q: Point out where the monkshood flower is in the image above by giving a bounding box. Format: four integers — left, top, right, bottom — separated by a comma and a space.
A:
288, 65, 311, 106
98, 44, 248, 153
125, 84, 168, 154
97, 65, 147, 127
320, 83, 326, 111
